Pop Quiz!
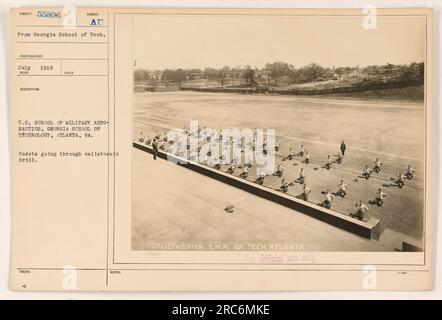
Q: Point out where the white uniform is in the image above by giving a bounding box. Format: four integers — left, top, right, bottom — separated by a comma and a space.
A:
377, 191, 386, 199
405, 166, 415, 174
356, 202, 369, 212
325, 192, 333, 202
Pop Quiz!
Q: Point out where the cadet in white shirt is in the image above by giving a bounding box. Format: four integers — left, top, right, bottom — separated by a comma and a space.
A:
395, 172, 406, 188
275, 164, 284, 177
354, 200, 369, 220
256, 170, 266, 185
337, 179, 347, 197
297, 144, 305, 157
325, 155, 332, 169
375, 188, 387, 206
300, 184, 312, 201
227, 162, 235, 174
404, 164, 415, 179
283, 148, 295, 161
281, 179, 289, 193
363, 165, 372, 179
294, 168, 306, 184
373, 158, 383, 172
323, 190, 334, 208
303, 151, 311, 164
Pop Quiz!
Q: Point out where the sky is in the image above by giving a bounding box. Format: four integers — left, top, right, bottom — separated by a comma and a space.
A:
133, 14, 426, 70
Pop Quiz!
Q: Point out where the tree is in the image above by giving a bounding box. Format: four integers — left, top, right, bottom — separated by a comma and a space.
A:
147, 74, 157, 90
345, 66, 351, 79
265, 62, 291, 86
417, 62, 424, 82
399, 64, 413, 82
217, 66, 231, 88
161, 69, 174, 82
382, 63, 394, 81
203, 67, 218, 79
134, 69, 149, 82
301, 63, 325, 83
241, 66, 256, 90
365, 65, 379, 81
334, 67, 345, 86
174, 68, 186, 86
287, 66, 298, 85
230, 67, 241, 86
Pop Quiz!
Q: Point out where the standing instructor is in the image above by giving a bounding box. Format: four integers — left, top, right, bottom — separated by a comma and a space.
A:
340, 140, 346, 156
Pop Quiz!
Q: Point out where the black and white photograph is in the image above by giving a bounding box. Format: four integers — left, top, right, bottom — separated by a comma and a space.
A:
131, 12, 427, 253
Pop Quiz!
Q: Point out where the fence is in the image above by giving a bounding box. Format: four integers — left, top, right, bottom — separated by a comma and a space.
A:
179, 79, 423, 96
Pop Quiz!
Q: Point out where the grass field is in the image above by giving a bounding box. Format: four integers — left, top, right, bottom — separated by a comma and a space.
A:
133, 91, 425, 248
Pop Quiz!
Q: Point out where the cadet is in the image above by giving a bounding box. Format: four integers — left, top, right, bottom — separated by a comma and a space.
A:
325, 155, 332, 169
323, 190, 334, 209
297, 144, 305, 157
152, 138, 159, 160
337, 179, 347, 197
283, 148, 295, 161
375, 188, 387, 206
275, 164, 284, 177
303, 151, 311, 164
281, 179, 289, 193
354, 200, 369, 220
240, 165, 249, 178
404, 164, 415, 179
395, 172, 406, 188
227, 162, 235, 174
275, 139, 280, 152
256, 171, 266, 185
139, 132, 145, 143
294, 168, 306, 185
373, 158, 383, 173
362, 165, 372, 179
300, 184, 312, 201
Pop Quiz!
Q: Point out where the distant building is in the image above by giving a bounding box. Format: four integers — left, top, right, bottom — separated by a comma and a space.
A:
186, 72, 202, 81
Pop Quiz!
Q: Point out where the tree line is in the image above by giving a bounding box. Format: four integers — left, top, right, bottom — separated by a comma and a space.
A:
134, 61, 424, 89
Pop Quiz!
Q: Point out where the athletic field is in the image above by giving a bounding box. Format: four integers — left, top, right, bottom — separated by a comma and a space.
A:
132, 91, 425, 250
